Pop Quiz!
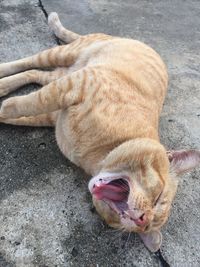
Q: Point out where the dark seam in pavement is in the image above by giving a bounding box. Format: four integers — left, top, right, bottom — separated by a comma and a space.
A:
154, 249, 170, 267
38, 0, 62, 45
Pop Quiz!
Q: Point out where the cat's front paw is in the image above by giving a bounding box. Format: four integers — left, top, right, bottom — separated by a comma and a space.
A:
0, 63, 12, 79
0, 97, 20, 118
0, 77, 11, 97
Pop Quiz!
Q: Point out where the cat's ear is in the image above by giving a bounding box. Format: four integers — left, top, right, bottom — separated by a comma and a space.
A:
139, 230, 162, 252
167, 150, 200, 175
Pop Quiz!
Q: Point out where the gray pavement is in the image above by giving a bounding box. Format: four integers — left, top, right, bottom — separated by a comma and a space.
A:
0, 0, 200, 266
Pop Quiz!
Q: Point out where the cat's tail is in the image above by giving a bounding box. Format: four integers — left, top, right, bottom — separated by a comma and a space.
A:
48, 12, 80, 43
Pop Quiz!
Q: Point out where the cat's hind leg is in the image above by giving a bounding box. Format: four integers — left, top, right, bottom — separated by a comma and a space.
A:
0, 68, 68, 97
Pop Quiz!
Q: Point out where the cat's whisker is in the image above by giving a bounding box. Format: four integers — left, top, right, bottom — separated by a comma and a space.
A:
116, 180, 130, 189
121, 232, 131, 249
108, 231, 123, 246
104, 227, 122, 233
118, 186, 129, 192
123, 210, 130, 217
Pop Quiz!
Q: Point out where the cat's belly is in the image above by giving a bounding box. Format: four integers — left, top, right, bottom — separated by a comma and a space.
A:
55, 110, 78, 164
55, 108, 108, 175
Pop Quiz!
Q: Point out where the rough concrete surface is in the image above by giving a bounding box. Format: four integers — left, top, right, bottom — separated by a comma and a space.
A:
0, 0, 200, 266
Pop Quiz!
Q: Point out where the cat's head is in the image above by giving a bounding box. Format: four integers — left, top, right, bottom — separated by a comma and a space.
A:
88, 138, 200, 252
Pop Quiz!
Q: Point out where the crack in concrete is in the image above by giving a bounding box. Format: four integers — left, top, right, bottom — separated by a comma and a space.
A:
38, 0, 61, 45
154, 249, 170, 267
38, 0, 48, 19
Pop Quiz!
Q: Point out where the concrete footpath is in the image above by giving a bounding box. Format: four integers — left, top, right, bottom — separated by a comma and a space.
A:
0, 0, 200, 266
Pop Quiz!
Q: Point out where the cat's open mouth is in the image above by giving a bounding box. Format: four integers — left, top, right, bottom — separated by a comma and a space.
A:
89, 176, 130, 214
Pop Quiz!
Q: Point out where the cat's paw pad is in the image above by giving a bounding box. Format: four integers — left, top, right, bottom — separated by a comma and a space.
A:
0, 98, 19, 118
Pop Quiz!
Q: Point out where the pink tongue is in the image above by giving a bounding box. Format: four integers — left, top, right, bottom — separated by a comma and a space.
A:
92, 184, 127, 201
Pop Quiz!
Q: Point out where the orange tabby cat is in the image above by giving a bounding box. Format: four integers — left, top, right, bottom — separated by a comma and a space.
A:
0, 12, 200, 252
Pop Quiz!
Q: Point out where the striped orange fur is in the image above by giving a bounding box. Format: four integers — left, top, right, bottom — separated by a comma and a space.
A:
1, 12, 200, 252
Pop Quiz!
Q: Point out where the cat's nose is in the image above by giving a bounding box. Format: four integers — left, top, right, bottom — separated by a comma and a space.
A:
131, 213, 147, 226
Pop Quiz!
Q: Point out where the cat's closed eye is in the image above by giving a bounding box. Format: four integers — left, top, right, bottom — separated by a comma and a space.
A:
154, 191, 163, 206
